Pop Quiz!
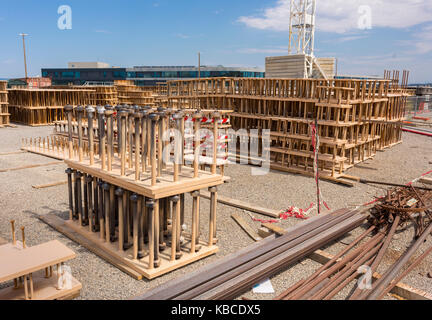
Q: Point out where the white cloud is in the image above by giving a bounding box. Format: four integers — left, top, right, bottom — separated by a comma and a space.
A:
2, 59, 16, 65
400, 24, 432, 54
94, 30, 112, 34
176, 33, 191, 39
238, 0, 432, 33
237, 47, 287, 54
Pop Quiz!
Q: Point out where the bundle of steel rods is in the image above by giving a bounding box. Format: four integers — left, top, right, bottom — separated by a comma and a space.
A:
133, 208, 367, 300
277, 186, 432, 300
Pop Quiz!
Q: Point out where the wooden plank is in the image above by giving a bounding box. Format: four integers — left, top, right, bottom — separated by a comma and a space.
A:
420, 178, 432, 186
309, 250, 432, 301
257, 227, 273, 239
201, 191, 281, 218
270, 164, 355, 187
0, 151, 26, 156
0, 161, 62, 173
0, 240, 76, 282
32, 180, 68, 189
231, 213, 262, 241
38, 214, 143, 280
65, 219, 218, 280
262, 223, 287, 236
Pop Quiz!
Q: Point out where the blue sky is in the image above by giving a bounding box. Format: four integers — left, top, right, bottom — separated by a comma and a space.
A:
1, 0, 431, 83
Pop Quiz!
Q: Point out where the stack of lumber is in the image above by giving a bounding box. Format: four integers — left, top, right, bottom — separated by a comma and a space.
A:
0, 81, 10, 127
167, 77, 411, 180
115, 80, 154, 106
88, 86, 118, 106
8, 88, 94, 126
134, 208, 366, 300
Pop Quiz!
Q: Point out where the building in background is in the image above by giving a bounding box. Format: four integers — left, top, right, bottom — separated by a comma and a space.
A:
127, 65, 264, 86
42, 63, 264, 86
8, 77, 52, 88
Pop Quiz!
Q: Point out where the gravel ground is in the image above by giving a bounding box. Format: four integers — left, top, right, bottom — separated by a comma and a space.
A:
0, 122, 431, 300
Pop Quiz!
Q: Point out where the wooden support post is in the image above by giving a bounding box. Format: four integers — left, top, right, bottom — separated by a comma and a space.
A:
64, 105, 74, 159
170, 196, 180, 262
131, 193, 139, 260
147, 199, 155, 270
149, 113, 160, 186
116, 188, 125, 252
105, 106, 115, 172
97, 106, 106, 170
209, 186, 218, 245
212, 112, 221, 174
154, 199, 161, 268
134, 112, 143, 181
193, 112, 203, 178
10, 220, 16, 245
76, 106, 85, 162
173, 112, 184, 182
86, 106, 96, 165
21, 226, 26, 249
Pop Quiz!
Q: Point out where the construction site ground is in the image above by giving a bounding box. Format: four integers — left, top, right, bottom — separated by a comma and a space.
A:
0, 120, 431, 300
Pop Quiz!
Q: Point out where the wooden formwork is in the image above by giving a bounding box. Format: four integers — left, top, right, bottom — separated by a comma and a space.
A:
8, 89, 94, 126
167, 77, 411, 178
114, 80, 155, 106
87, 86, 118, 106
22, 106, 226, 279
0, 81, 10, 127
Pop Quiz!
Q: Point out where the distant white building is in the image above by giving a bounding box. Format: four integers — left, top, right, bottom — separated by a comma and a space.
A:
68, 62, 110, 69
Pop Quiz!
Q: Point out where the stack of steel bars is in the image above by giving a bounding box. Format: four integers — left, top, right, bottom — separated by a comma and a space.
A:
133, 208, 367, 300
277, 185, 432, 300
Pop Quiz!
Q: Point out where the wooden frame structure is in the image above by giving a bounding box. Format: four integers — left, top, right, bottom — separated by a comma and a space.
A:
167, 76, 411, 179
115, 80, 155, 106
22, 105, 225, 279
0, 222, 81, 300
0, 81, 10, 127
8, 88, 94, 126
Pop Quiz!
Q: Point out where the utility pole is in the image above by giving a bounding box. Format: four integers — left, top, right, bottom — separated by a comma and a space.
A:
198, 52, 201, 80
19, 33, 29, 80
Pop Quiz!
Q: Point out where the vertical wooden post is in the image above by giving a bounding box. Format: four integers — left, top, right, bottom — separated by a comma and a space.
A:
147, 199, 155, 269
173, 111, 184, 182
64, 105, 74, 159
86, 106, 96, 165
193, 112, 203, 178
76, 106, 85, 162
105, 106, 115, 172
10, 220, 16, 245
97, 106, 106, 170
149, 113, 160, 186
134, 112, 143, 181
209, 186, 218, 245
212, 112, 221, 174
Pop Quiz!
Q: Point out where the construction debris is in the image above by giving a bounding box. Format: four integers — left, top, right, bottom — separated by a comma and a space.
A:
133, 208, 366, 300
276, 185, 432, 300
